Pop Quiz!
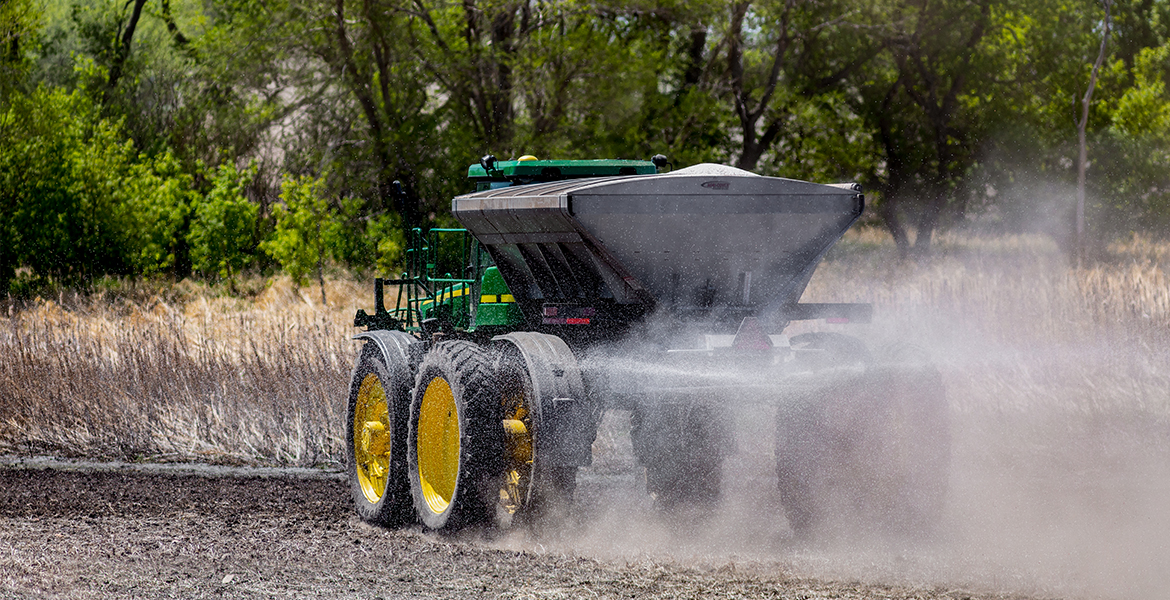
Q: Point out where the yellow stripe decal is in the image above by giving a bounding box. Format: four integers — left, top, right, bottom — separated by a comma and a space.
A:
479, 293, 515, 304
420, 286, 470, 311
432, 287, 468, 303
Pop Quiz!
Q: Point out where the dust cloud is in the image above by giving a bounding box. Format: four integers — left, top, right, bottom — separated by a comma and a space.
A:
490, 298, 1170, 600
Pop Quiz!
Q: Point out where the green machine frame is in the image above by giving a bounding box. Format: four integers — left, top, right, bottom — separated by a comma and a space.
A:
353, 227, 522, 333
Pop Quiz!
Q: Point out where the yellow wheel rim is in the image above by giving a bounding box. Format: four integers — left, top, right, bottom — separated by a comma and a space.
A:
417, 377, 461, 515
354, 373, 391, 504
499, 384, 534, 515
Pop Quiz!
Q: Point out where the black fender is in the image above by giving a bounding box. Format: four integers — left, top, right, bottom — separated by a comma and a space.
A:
352, 330, 423, 384
492, 332, 596, 467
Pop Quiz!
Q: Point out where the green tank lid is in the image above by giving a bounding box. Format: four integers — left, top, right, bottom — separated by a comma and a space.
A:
468, 157, 657, 182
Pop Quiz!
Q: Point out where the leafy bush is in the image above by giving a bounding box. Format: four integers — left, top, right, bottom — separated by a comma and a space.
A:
126, 154, 199, 275
0, 87, 128, 285
0, 86, 197, 293
261, 174, 338, 287
366, 213, 405, 276
188, 162, 259, 281
262, 174, 406, 285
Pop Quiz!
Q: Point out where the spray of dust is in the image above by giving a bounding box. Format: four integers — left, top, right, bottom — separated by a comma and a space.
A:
489, 244, 1170, 600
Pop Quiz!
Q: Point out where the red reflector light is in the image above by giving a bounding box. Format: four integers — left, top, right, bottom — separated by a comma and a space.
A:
566, 318, 590, 325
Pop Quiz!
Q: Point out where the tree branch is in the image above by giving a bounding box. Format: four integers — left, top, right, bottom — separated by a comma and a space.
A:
1076, 0, 1112, 259
106, 0, 147, 94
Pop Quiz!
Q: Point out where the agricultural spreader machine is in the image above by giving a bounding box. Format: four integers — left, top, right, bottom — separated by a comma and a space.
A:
346, 156, 949, 537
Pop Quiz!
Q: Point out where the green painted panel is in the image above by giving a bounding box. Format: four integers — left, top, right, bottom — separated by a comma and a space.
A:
480, 267, 509, 296
474, 266, 523, 327
468, 159, 657, 182
474, 302, 524, 327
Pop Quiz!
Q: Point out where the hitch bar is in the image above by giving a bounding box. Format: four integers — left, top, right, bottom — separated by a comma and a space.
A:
782, 303, 872, 324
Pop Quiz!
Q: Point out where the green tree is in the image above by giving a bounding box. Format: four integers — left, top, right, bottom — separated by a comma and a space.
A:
960, 0, 1165, 254
189, 162, 260, 283
0, 0, 36, 104
365, 212, 405, 276
1101, 43, 1170, 231
0, 85, 197, 291
843, 0, 1002, 256
125, 152, 198, 275
261, 175, 338, 302
0, 86, 135, 287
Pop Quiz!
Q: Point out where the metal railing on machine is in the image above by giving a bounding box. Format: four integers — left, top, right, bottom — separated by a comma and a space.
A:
354, 227, 486, 333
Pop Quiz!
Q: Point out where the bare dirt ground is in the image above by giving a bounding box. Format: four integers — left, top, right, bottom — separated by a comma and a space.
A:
0, 468, 864, 600
3, 406, 1168, 600
0, 459, 1037, 600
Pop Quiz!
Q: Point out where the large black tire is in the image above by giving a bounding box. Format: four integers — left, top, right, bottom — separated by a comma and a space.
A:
775, 365, 950, 539
346, 333, 418, 526
407, 340, 501, 531
632, 401, 732, 509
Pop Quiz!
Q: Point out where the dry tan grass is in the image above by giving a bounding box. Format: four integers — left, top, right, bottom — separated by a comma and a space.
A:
4, 232, 1170, 468
808, 229, 1170, 342
0, 277, 369, 467
804, 229, 1170, 476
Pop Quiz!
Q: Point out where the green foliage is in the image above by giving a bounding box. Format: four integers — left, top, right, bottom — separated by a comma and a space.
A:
0, 84, 199, 293
366, 213, 405, 276
9, 0, 1170, 288
1114, 45, 1170, 137
189, 163, 259, 281
0, 87, 131, 288
759, 93, 879, 183
262, 175, 408, 283
0, 0, 38, 103
126, 153, 198, 274
261, 175, 337, 286
1100, 43, 1170, 231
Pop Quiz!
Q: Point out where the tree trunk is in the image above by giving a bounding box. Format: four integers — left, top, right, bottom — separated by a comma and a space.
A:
159, 0, 190, 51
682, 24, 707, 90
878, 196, 911, 259
1076, 0, 1112, 263
727, 1, 790, 172
487, 8, 516, 148
875, 80, 911, 259
332, 0, 414, 230
316, 220, 327, 306
912, 188, 946, 256
105, 0, 148, 96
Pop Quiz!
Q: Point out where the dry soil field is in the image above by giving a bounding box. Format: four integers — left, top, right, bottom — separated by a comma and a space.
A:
0, 457, 1035, 600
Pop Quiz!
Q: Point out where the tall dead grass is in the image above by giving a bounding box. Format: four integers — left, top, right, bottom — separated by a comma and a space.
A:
805, 229, 1170, 475
3, 231, 1170, 469
810, 229, 1170, 343
0, 278, 367, 467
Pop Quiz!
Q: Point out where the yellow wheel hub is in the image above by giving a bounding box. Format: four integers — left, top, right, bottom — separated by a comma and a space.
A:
499, 389, 534, 515
417, 377, 461, 515
354, 373, 391, 504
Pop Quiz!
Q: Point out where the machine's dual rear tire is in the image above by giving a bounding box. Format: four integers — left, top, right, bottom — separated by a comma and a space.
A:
346, 333, 418, 527
407, 340, 501, 531
490, 332, 596, 529
493, 347, 579, 527
632, 401, 732, 509
349, 334, 589, 532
